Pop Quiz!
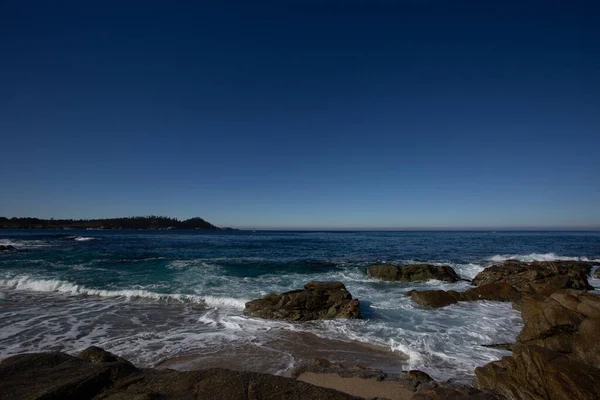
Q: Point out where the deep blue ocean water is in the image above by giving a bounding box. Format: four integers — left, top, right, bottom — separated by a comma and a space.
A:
1, 230, 599, 381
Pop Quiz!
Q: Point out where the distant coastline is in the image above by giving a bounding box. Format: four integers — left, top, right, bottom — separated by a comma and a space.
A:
0, 216, 231, 230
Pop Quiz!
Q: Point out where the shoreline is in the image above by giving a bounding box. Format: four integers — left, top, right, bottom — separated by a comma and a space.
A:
156, 330, 409, 376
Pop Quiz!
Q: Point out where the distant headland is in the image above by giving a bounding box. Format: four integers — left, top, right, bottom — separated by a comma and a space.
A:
0, 216, 232, 230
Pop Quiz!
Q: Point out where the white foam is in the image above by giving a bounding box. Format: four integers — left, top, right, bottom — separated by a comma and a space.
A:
203, 295, 248, 309
74, 236, 97, 242
0, 275, 247, 309
488, 253, 599, 262
166, 260, 217, 270
0, 239, 51, 249
389, 339, 422, 368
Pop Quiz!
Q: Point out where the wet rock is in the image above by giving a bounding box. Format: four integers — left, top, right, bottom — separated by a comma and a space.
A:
244, 281, 361, 321
481, 343, 514, 351
0, 350, 137, 400
0, 349, 356, 400
0, 245, 16, 252
412, 382, 496, 400
367, 264, 461, 283
78, 346, 133, 366
475, 290, 600, 399
517, 294, 584, 353
516, 290, 600, 368
474, 344, 600, 400
408, 283, 521, 308
459, 282, 522, 303
472, 260, 595, 296
409, 290, 460, 308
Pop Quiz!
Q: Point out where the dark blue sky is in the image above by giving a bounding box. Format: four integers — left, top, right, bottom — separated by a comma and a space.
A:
1, 1, 599, 229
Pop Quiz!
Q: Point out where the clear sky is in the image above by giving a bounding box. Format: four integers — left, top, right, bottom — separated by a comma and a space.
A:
1, 1, 599, 229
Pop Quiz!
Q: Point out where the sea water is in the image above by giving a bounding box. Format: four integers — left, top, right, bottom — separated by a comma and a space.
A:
1, 230, 599, 381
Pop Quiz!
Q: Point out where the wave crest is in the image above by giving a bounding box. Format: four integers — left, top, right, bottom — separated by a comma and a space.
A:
0, 275, 247, 309
488, 253, 599, 263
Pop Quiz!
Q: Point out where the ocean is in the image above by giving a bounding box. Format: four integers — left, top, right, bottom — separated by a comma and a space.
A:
1, 230, 599, 381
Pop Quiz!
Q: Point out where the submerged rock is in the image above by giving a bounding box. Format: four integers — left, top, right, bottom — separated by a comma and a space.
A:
0, 347, 356, 400
367, 264, 460, 283
472, 260, 595, 296
408, 289, 460, 308
0, 245, 16, 252
244, 281, 361, 321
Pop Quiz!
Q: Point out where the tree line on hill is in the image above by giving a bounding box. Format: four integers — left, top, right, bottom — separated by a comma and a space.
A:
0, 216, 224, 230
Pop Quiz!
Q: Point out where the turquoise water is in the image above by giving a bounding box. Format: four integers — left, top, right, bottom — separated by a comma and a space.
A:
1, 230, 599, 380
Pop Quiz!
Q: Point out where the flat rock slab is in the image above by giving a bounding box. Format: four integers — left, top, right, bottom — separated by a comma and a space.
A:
367, 264, 460, 283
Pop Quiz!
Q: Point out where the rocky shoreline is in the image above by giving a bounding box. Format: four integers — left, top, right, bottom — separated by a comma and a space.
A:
2, 259, 600, 399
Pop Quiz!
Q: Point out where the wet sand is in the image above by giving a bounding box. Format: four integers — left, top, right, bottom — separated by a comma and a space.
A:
156, 330, 423, 399
297, 372, 414, 400
157, 329, 408, 375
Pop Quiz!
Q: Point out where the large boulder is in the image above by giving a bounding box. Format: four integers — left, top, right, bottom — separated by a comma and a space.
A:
474, 290, 600, 399
472, 260, 595, 296
244, 281, 361, 321
367, 264, 460, 283
474, 344, 600, 400
0, 348, 137, 400
0, 348, 356, 400
516, 290, 600, 368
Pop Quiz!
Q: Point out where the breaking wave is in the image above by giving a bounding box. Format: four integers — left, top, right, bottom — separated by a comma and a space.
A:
488, 253, 600, 263
0, 275, 247, 309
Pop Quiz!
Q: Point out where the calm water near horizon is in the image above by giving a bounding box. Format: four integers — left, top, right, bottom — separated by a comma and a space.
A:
1, 230, 599, 381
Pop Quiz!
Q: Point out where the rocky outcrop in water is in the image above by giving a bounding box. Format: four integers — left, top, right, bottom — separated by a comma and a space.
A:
408, 261, 595, 309
244, 281, 361, 321
367, 264, 461, 283
472, 260, 596, 296
408, 282, 522, 308
0, 347, 356, 400
0, 245, 16, 252
473, 289, 600, 399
